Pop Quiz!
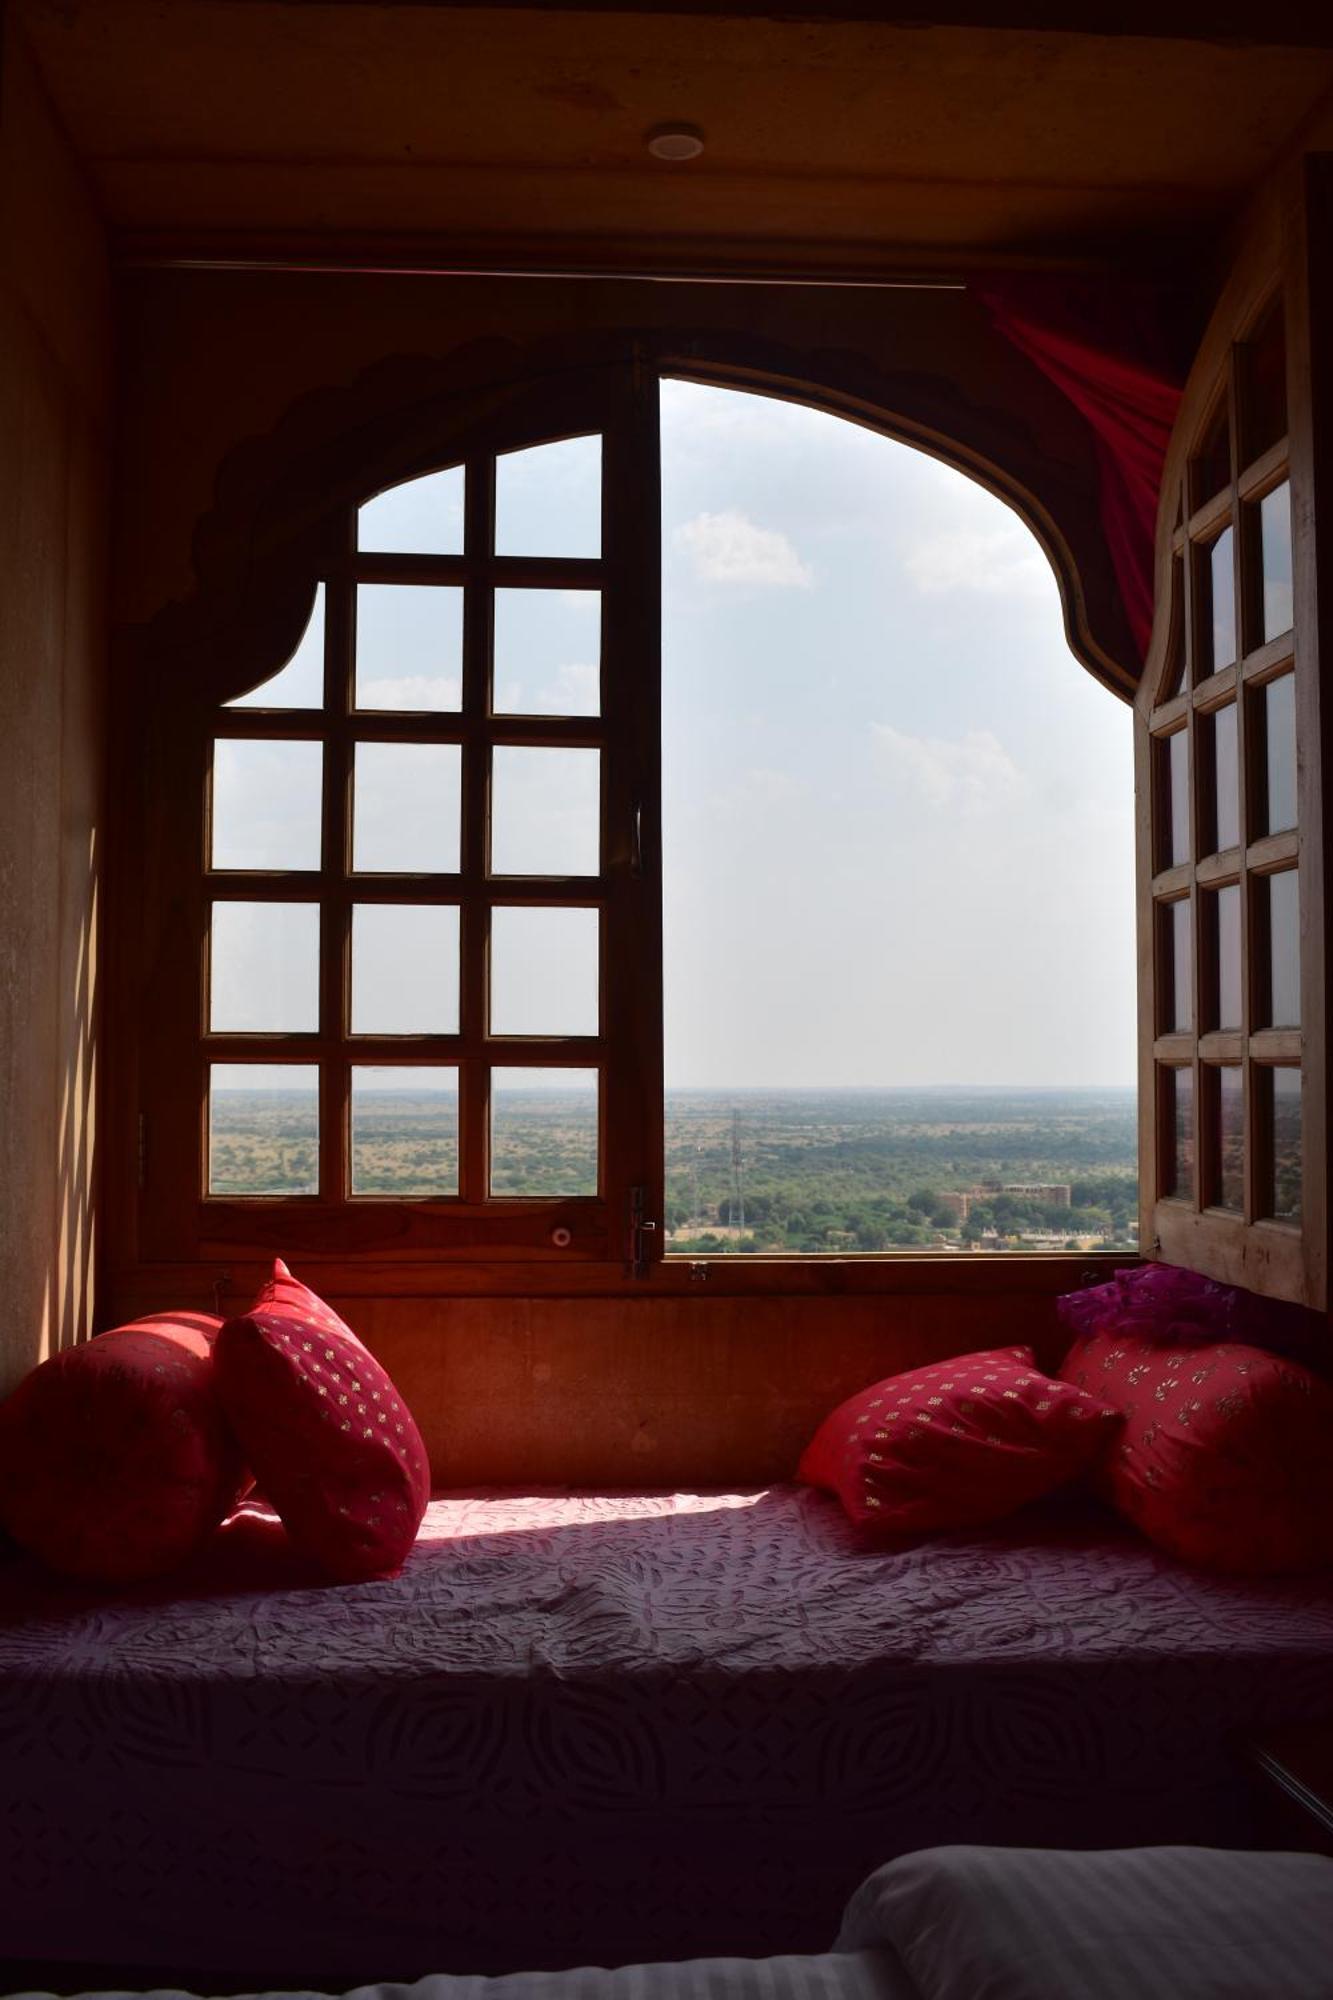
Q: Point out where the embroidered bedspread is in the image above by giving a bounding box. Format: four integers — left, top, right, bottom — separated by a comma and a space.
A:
1, 1486, 1331, 1979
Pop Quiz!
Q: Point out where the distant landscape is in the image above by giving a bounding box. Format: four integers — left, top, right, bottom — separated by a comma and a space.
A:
210, 1082, 1139, 1251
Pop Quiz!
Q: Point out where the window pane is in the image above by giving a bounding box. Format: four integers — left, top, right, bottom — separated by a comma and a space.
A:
495, 436, 602, 559
1263, 869, 1300, 1027
491, 746, 600, 876
1160, 897, 1192, 1034
212, 739, 323, 871
208, 1063, 319, 1195
1163, 1066, 1194, 1200
490, 1067, 598, 1195
351, 1066, 459, 1195
492, 588, 601, 716
1262, 1067, 1302, 1222
490, 905, 599, 1036
1161, 554, 1186, 701
1259, 672, 1297, 833
1206, 1065, 1244, 1212
351, 904, 460, 1035
227, 586, 325, 710
355, 583, 463, 711
210, 902, 319, 1033
1207, 527, 1236, 672
1212, 883, 1241, 1032
1156, 728, 1190, 869
357, 466, 464, 554
1203, 703, 1239, 854
1194, 401, 1230, 506
1244, 300, 1286, 462
352, 743, 461, 874
1260, 482, 1293, 642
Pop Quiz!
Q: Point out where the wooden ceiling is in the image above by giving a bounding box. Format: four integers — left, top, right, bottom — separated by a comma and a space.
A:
19, 1, 1333, 276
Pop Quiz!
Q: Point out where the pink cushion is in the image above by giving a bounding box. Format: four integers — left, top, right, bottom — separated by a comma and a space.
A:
798, 1345, 1122, 1540
215, 1260, 430, 1581
1060, 1329, 1333, 1573
1058, 1262, 1323, 1360
0, 1314, 246, 1583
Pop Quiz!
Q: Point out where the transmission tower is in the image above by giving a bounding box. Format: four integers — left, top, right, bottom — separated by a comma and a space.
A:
730, 1105, 746, 1243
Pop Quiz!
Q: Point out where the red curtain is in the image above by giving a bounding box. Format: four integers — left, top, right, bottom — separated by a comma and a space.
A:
975, 279, 1185, 659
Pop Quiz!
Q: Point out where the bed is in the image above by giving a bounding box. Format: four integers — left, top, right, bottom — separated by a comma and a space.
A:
1, 1486, 1331, 1984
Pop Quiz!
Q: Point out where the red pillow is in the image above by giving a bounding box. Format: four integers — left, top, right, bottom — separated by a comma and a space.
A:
798, 1345, 1122, 1540
0, 1314, 246, 1583
214, 1260, 429, 1581
1060, 1330, 1333, 1573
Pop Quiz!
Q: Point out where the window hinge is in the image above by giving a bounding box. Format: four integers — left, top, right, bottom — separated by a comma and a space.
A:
627, 1184, 658, 1279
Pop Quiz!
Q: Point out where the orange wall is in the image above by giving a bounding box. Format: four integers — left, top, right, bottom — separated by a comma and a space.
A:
0, 27, 110, 1393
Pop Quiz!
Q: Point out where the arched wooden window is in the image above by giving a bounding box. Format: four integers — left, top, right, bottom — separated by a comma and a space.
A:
1138, 232, 1328, 1309
133, 366, 666, 1271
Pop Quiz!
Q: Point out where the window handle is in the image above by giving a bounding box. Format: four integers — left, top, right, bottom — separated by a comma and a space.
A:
632, 800, 644, 876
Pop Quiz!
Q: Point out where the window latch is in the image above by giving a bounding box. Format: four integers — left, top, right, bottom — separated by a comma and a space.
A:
627, 1183, 658, 1279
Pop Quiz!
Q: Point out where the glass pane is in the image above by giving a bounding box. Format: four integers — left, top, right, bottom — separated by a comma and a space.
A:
357, 466, 464, 554
1194, 401, 1230, 505
1213, 882, 1242, 1032
1244, 301, 1286, 463
208, 1063, 319, 1195
350, 1066, 459, 1195
492, 588, 601, 716
1164, 1066, 1194, 1201
491, 746, 600, 876
1204, 703, 1239, 853
1260, 481, 1293, 642
1264, 869, 1300, 1027
494, 436, 602, 559
1160, 897, 1192, 1034
352, 743, 462, 874
1259, 672, 1297, 833
1207, 1066, 1244, 1212
209, 901, 319, 1033
1264, 1067, 1302, 1222
355, 583, 463, 711
490, 905, 599, 1036
351, 904, 460, 1035
227, 586, 325, 710
1207, 527, 1236, 672
490, 1067, 598, 1195
1161, 554, 1186, 701
1156, 728, 1190, 869
211, 739, 323, 872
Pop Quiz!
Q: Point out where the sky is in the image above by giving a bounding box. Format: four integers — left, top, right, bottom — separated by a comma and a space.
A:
215, 381, 1137, 1091
659, 380, 1135, 1088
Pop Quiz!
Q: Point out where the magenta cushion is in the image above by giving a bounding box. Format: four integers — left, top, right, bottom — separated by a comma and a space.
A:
0, 1314, 246, 1582
215, 1260, 430, 1581
798, 1345, 1122, 1541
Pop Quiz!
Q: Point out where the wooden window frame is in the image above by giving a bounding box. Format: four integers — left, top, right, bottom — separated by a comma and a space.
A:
1136, 187, 1330, 1309
118, 352, 1145, 1304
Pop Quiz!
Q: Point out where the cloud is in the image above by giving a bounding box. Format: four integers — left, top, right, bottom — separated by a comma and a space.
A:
355, 674, 461, 711
902, 525, 1051, 600
871, 725, 1026, 815
673, 509, 813, 588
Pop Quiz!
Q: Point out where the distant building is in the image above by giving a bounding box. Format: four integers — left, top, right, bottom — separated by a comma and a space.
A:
940, 1182, 1072, 1222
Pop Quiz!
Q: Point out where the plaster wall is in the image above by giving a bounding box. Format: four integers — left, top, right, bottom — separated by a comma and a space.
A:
0, 26, 109, 1392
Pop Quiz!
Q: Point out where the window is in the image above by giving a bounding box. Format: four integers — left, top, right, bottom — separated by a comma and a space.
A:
133, 365, 1143, 1279
132, 370, 662, 1267
1138, 288, 1323, 1306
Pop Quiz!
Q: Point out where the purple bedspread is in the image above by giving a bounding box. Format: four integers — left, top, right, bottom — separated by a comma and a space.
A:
2, 1485, 1331, 1979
